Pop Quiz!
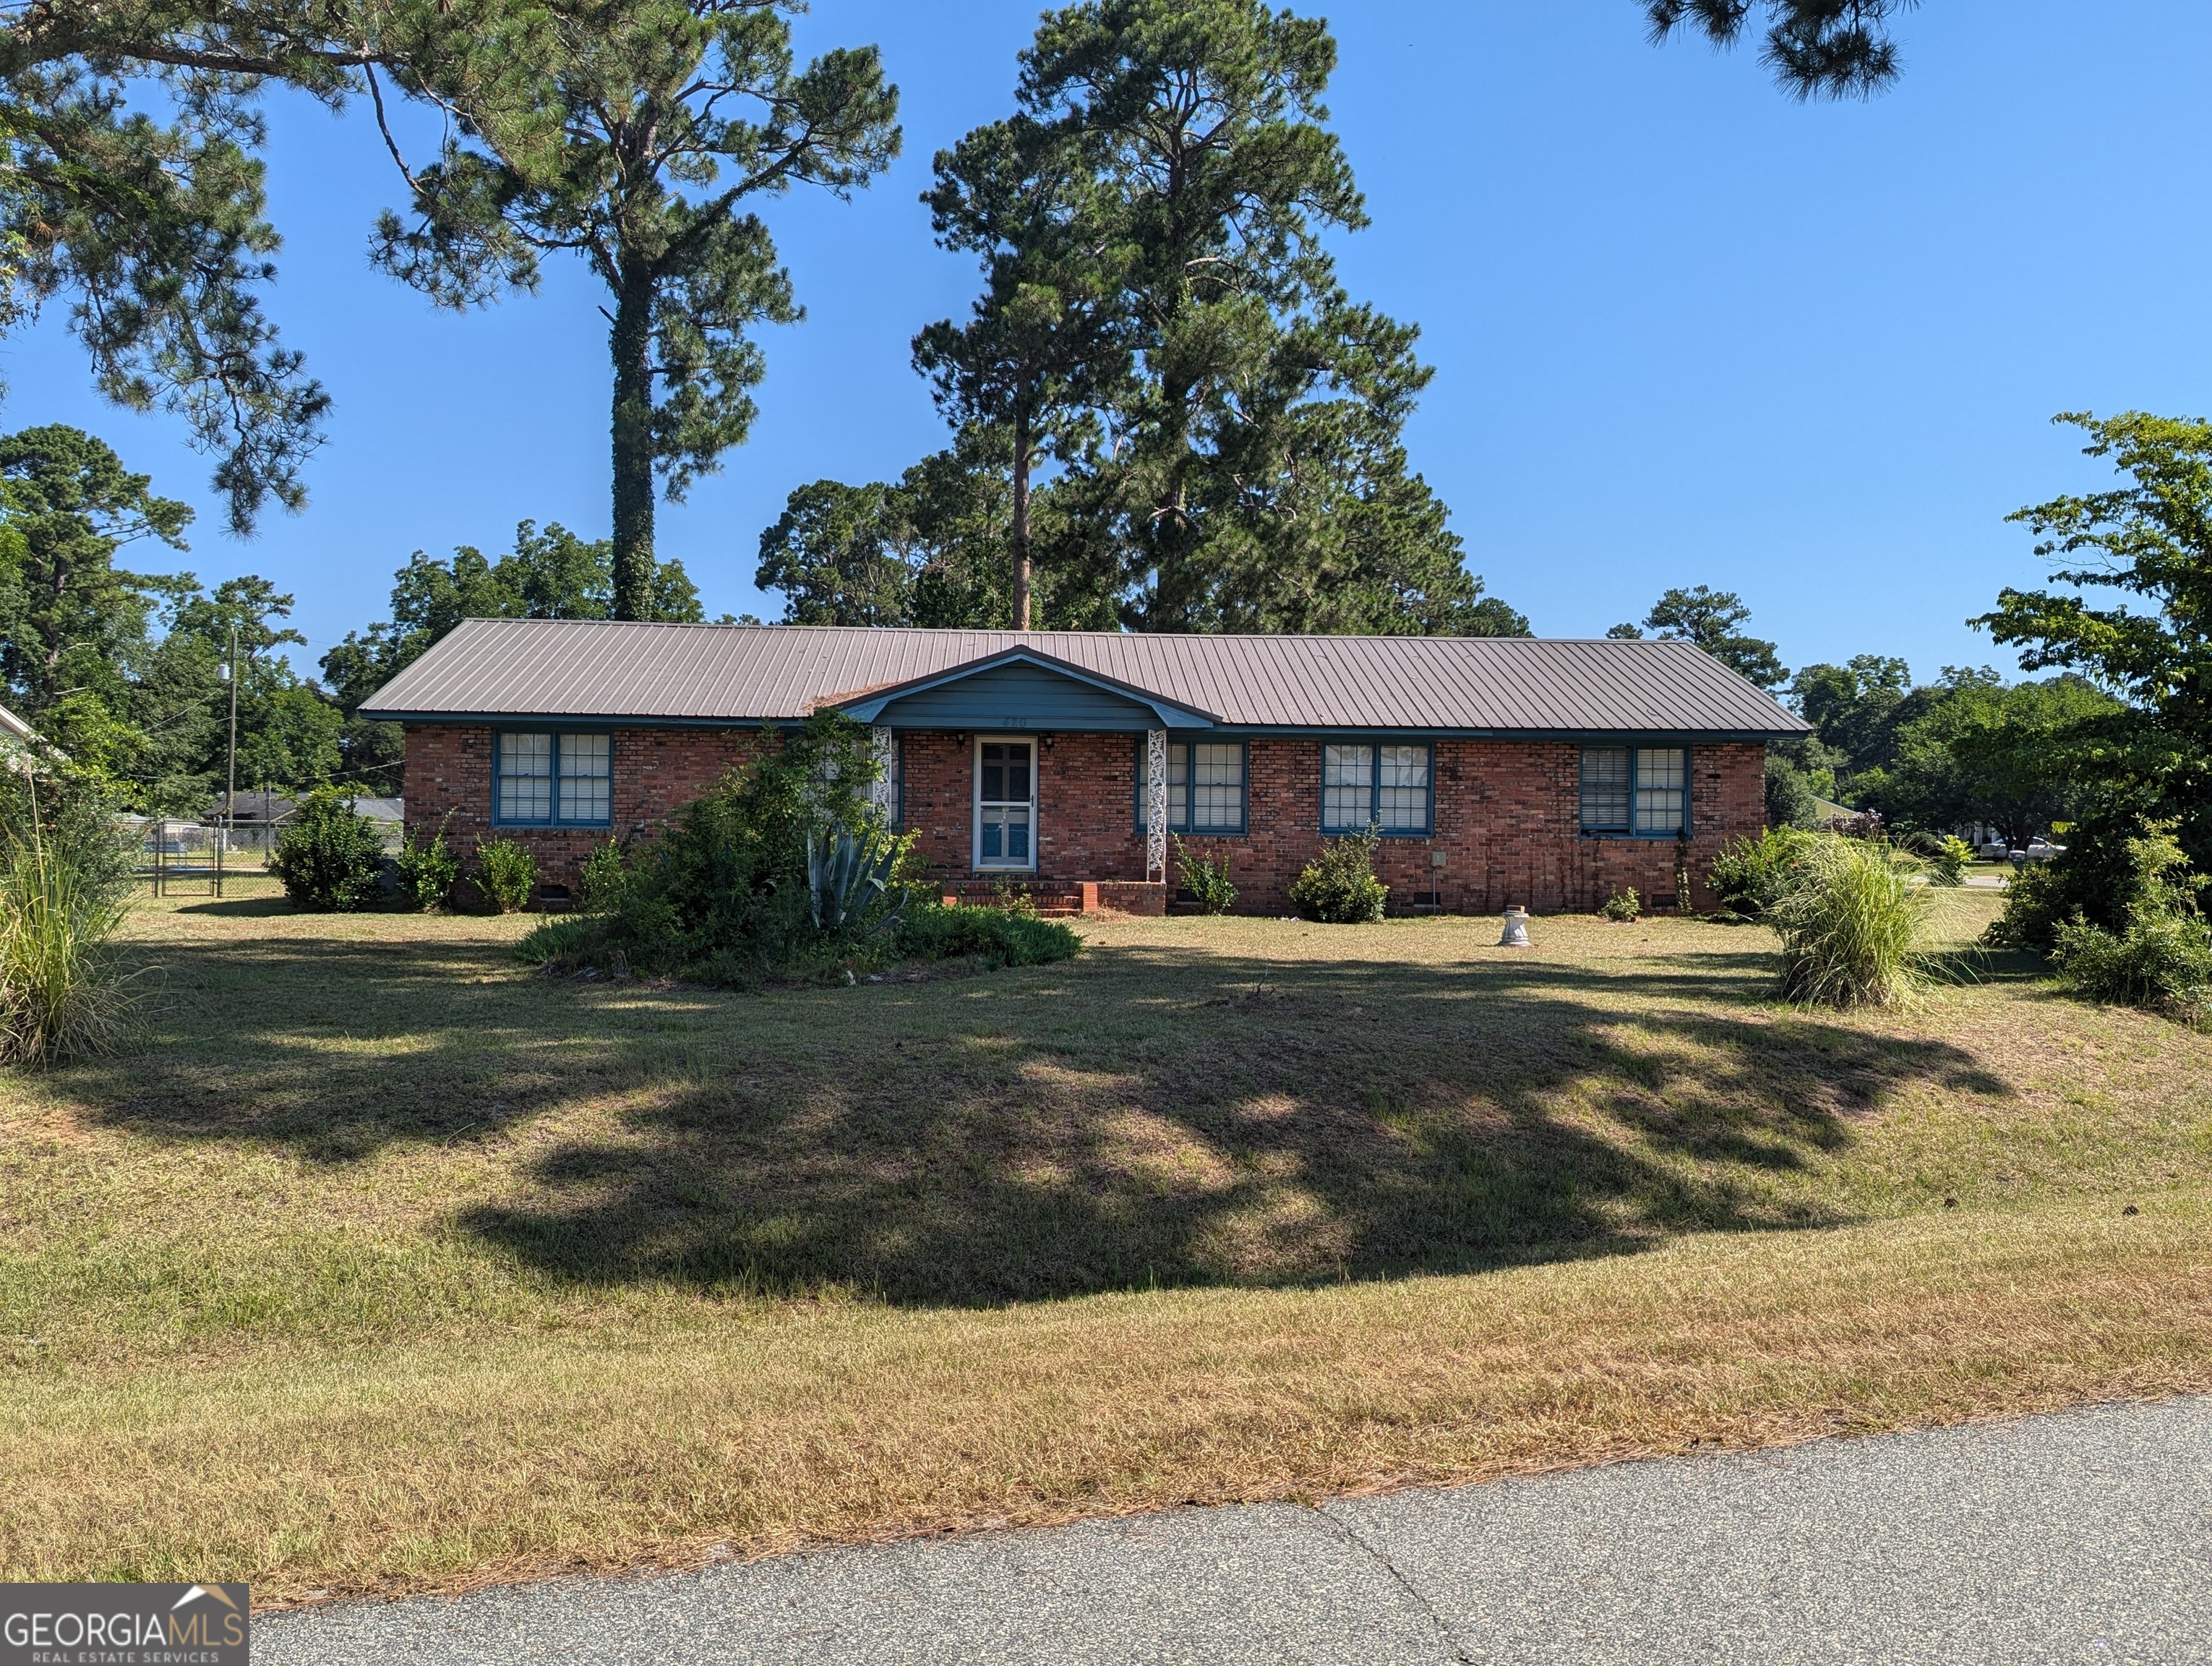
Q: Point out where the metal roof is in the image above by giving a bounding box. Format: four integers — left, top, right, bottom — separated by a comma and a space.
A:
361, 619, 1810, 738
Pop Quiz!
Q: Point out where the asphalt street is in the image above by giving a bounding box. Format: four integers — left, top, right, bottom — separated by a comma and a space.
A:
257, 1394, 2212, 1665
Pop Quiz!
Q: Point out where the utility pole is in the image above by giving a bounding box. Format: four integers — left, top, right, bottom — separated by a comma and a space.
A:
223, 620, 239, 899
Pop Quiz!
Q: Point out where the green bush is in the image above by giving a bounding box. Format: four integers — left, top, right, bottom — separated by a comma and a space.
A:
1601, 887, 1640, 923
1174, 835, 1238, 915
518, 714, 916, 984
891, 900, 1081, 968
473, 837, 538, 913
1707, 826, 1816, 922
1985, 857, 2069, 952
393, 813, 460, 910
1988, 811, 2206, 954
2052, 913, 2212, 1020
270, 790, 386, 913
2044, 821, 2212, 1021
1290, 826, 1389, 923
1901, 832, 1972, 887
1766, 833, 1933, 1009
0, 773, 140, 1065
579, 837, 629, 911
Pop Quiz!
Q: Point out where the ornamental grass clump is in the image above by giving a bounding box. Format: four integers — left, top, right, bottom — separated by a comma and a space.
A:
1765, 833, 1933, 1009
0, 774, 141, 1066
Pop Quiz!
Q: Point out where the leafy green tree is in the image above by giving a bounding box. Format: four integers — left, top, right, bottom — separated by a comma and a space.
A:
1645, 1, 1914, 100
757, 445, 1112, 631
0, 424, 192, 777
1610, 585, 1787, 688
1976, 410, 2212, 871
920, 0, 1522, 638
755, 480, 914, 628
366, 1, 901, 619
1864, 676, 2122, 847
324, 520, 703, 793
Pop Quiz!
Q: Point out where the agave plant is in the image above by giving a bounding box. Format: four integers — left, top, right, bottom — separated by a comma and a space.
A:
805, 821, 906, 936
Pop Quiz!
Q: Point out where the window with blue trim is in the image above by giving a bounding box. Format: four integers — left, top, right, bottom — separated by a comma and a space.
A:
1321, 742, 1432, 834
1136, 740, 1248, 834
1579, 746, 1688, 836
496, 730, 612, 826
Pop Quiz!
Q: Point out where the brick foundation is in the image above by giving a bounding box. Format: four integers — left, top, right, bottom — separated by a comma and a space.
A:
403, 723, 1767, 914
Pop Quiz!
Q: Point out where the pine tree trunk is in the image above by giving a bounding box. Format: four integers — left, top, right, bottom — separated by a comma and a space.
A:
609, 266, 656, 622
1011, 404, 1032, 631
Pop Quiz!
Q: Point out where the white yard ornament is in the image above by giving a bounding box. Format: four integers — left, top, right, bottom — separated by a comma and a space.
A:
1145, 727, 1168, 884
1499, 906, 1532, 948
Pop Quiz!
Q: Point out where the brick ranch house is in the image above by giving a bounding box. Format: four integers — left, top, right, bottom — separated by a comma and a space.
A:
363, 620, 1809, 916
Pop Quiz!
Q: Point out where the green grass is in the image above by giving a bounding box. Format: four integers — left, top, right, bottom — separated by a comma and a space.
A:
3, 878, 2210, 1598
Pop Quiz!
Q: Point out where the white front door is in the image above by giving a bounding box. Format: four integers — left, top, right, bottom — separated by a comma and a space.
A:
974, 737, 1037, 870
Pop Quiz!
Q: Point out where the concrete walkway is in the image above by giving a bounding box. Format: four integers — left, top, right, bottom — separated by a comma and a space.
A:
257, 1396, 2212, 1665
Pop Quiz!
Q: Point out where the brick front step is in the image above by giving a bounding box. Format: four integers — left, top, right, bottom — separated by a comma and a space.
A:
936, 879, 1168, 917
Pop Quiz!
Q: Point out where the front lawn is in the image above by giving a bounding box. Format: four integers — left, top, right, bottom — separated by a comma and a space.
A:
3, 881, 2208, 1599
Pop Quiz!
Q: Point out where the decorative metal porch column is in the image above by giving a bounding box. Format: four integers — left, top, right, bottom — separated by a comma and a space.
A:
1145, 727, 1168, 884
869, 726, 896, 823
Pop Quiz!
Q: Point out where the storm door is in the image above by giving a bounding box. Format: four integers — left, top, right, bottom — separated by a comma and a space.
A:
974, 738, 1037, 870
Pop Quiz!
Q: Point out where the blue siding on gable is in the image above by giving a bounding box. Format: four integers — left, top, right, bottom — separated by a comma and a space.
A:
870, 662, 1162, 731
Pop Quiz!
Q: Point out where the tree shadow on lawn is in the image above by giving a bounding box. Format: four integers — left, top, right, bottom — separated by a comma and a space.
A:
73, 931, 2012, 1305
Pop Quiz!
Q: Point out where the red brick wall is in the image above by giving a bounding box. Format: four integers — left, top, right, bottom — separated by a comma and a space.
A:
401, 725, 763, 891
404, 722, 1767, 913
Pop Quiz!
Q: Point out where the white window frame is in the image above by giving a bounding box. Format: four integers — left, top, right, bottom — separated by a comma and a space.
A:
973, 734, 1039, 872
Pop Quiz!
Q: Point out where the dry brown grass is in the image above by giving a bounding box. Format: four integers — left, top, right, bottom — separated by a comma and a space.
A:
2, 879, 2209, 1601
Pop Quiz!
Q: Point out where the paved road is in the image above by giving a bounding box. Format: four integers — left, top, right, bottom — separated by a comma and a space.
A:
258, 1396, 2212, 1665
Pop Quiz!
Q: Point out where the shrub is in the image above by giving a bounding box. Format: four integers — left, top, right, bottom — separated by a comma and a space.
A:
1290, 826, 1389, 923
2052, 913, 2212, 1020
579, 837, 630, 912
517, 715, 924, 984
1766, 833, 1932, 1009
473, 837, 538, 913
0, 773, 140, 1065
892, 900, 1081, 968
1601, 887, 1640, 923
1174, 835, 1238, 915
1988, 811, 2206, 954
270, 790, 386, 912
393, 813, 460, 910
1707, 826, 1816, 922
1921, 834, 1973, 887
2044, 821, 2212, 1020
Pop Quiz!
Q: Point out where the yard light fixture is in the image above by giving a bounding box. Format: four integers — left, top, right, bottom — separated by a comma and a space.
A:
1499, 906, 1531, 948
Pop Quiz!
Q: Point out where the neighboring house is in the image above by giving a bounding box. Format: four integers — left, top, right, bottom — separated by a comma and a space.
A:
0, 701, 38, 770
362, 621, 1809, 915
213, 791, 299, 826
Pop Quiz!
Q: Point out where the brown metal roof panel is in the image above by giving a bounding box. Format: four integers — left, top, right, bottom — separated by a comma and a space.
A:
359, 620, 1810, 735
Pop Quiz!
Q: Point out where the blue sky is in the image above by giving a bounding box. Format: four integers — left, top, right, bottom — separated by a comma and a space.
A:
7, 0, 2208, 684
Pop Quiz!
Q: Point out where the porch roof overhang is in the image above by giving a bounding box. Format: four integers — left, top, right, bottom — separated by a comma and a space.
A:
833, 647, 1217, 732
